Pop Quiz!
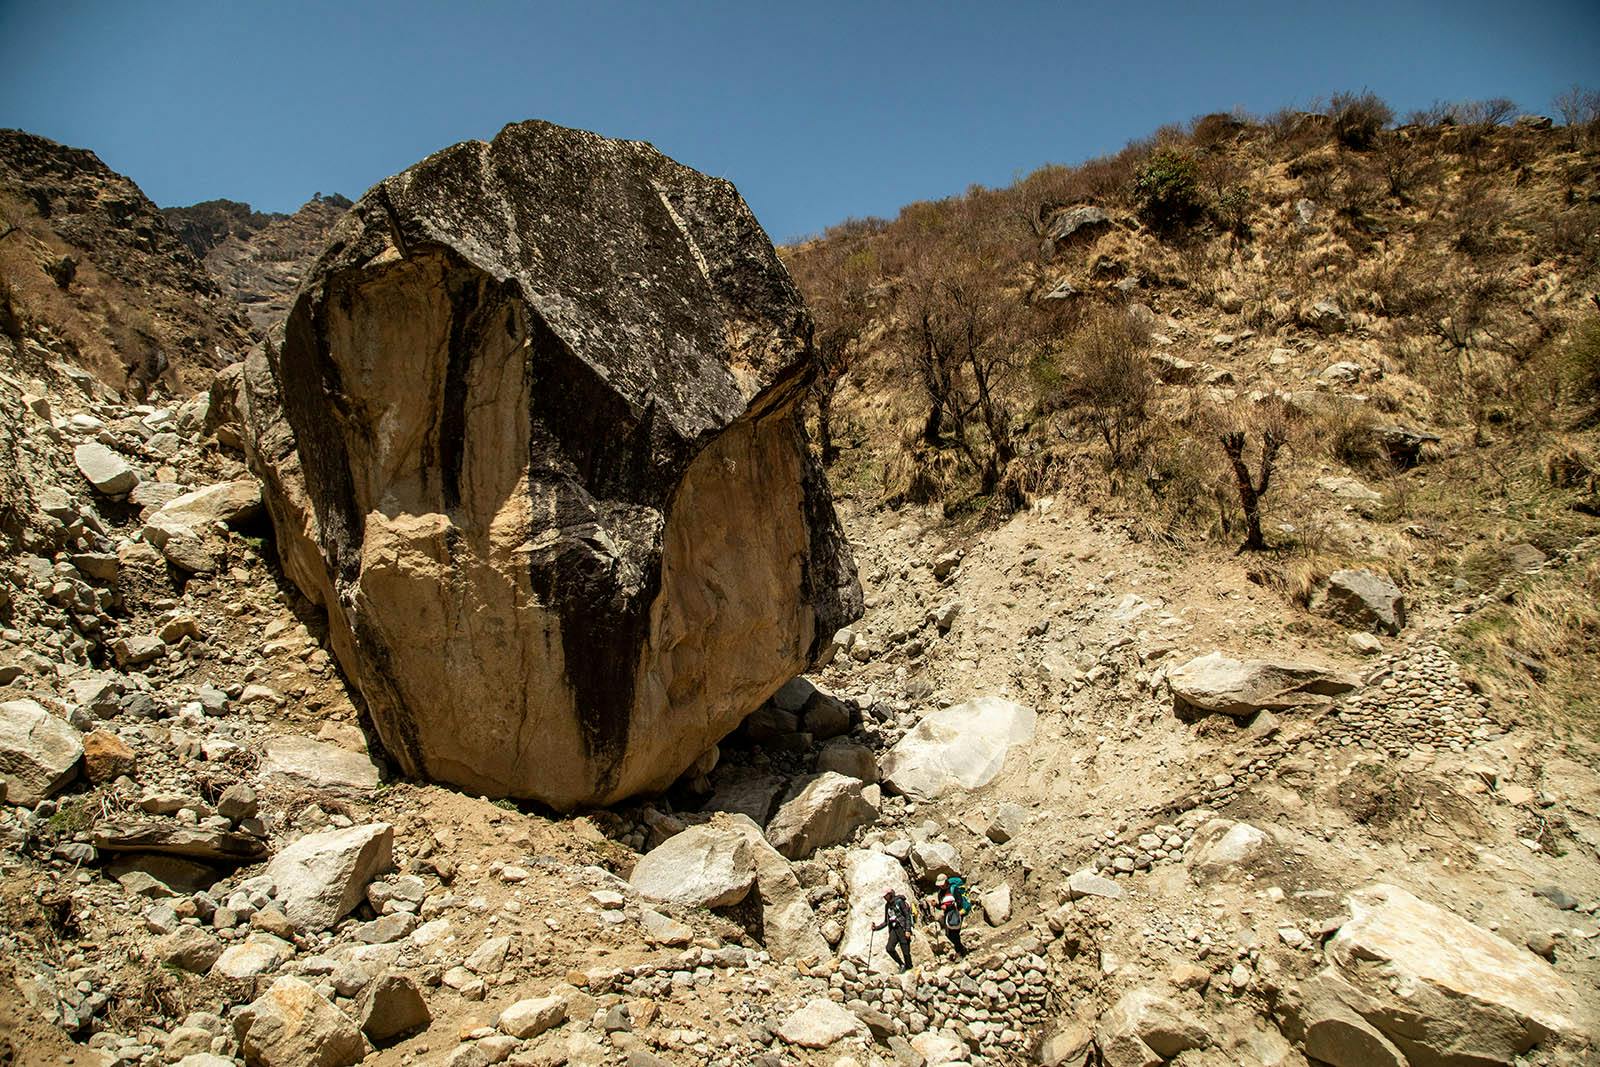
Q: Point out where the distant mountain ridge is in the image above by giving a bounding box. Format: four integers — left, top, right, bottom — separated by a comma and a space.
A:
163, 194, 351, 333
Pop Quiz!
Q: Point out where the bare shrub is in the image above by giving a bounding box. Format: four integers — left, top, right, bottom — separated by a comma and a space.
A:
1553, 85, 1600, 150
1057, 310, 1156, 474
1328, 90, 1393, 150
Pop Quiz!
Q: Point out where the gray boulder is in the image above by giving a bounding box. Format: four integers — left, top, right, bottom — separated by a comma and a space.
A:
764, 771, 877, 859
1167, 652, 1358, 717
0, 698, 83, 806
1323, 883, 1593, 1064
73, 441, 138, 495
260, 735, 380, 792
629, 815, 757, 908
230, 119, 861, 810
263, 823, 394, 932
1313, 569, 1406, 635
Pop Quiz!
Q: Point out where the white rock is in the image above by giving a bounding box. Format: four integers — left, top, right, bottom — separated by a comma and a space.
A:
210, 933, 294, 979
839, 849, 928, 974
628, 814, 756, 908
0, 698, 83, 806
1326, 883, 1593, 1062
1166, 652, 1358, 716
980, 883, 1012, 925
879, 696, 1036, 800
776, 997, 866, 1048
465, 934, 511, 974
1186, 819, 1269, 876
499, 993, 567, 1039
73, 441, 138, 495
260, 734, 380, 791
263, 823, 394, 931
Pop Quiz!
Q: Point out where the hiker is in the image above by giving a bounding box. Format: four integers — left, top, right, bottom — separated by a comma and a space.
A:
872, 889, 914, 972
931, 873, 968, 957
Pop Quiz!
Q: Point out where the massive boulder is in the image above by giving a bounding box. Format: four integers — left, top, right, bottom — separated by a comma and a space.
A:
229, 120, 862, 809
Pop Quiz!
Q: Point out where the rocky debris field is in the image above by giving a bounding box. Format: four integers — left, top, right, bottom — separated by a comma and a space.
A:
2, 122, 1599, 1067
3, 326, 1598, 1067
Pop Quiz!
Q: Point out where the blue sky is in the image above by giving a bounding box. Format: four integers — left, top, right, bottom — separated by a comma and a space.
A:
2, 1, 1597, 243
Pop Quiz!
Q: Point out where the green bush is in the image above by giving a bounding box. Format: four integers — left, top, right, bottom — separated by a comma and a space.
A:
1132, 150, 1205, 237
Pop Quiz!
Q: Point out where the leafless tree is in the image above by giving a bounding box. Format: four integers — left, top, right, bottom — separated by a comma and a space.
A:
1217, 405, 1291, 551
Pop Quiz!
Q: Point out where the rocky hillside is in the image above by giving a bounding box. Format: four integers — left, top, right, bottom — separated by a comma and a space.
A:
0, 130, 255, 397
0, 100, 1598, 1067
162, 195, 350, 333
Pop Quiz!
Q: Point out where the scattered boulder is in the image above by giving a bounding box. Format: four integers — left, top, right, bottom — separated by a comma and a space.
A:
1312, 569, 1406, 635
1043, 205, 1113, 254
1150, 352, 1200, 384
1324, 883, 1593, 1064
639, 909, 693, 947
1186, 819, 1269, 877
839, 849, 929, 973
263, 823, 395, 932
764, 771, 878, 859
233, 119, 861, 810
879, 696, 1036, 800
73, 441, 138, 495
235, 975, 364, 1067
1039, 1021, 1095, 1066
702, 772, 787, 825
815, 741, 878, 783
357, 974, 430, 1044
908, 840, 961, 882
152, 926, 224, 974
111, 634, 166, 668
722, 814, 830, 961
777, 997, 866, 1048
1166, 652, 1358, 717
1066, 869, 1125, 901
260, 735, 380, 792
498, 993, 567, 1039
629, 815, 756, 908
800, 688, 852, 740
1276, 971, 1407, 1067
81, 729, 136, 783
980, 883, 1012, 925
1098, 988, 1211, 1063
0, 698, 83, 806
94, 822, 269, 864
985, 802, 1027, 844
211, 933, 295, 980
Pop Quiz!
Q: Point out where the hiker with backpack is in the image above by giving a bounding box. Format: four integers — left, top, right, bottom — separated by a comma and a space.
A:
872, 889, 915, 972
930, 873, 970, 957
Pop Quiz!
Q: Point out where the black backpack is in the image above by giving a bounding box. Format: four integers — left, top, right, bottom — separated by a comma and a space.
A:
942, 904, 964, 930
889, 895, 912, 933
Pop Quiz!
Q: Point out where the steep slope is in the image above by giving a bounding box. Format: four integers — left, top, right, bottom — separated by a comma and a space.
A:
163, 194, 350, 332
0, 130, 255, 397
785, 102, 1600, 727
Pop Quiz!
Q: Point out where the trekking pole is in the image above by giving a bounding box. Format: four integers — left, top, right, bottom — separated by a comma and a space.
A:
867, 925, 877, 966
